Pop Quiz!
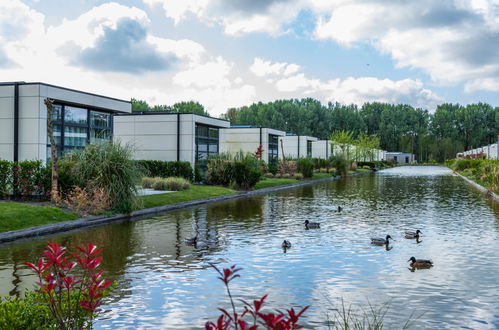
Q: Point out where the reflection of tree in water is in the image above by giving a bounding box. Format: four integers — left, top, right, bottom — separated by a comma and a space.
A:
206, 196, 265, 225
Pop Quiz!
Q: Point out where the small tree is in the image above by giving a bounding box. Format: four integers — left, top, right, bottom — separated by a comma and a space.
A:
330, 130, 355, 161
44, 98, 58, 202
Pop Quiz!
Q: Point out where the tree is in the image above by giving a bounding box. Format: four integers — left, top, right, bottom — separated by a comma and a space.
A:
330, 130, 355, 161
44, 98, 58, 202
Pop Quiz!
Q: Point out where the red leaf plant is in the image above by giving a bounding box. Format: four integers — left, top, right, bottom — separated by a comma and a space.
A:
205, 263, 309, 330
24, 242, 113, 330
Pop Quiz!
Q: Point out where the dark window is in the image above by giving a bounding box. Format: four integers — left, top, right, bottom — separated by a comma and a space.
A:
47, 104, 113, 159
405, 156, 409, 163
394, 156, 398, 162
307, 140, 312, 158
195, 124, 219, 169
268, 134, 279, 164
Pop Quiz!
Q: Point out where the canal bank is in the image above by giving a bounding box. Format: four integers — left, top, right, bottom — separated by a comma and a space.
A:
453, 171, 499, 202
0, 171, 370, 244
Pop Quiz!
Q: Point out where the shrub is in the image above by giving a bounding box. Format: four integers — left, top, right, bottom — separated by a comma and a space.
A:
136, 160, 193, 181
0, 291, 54, 329
62, 186, 111, 216
294, 173, 304, 180
320, 168, 328, 173
328, 167, 337, 174
141, 176, 158, 189
205, 152, 262, 189
297, 158, 314, 178
311, 157, 330, 169
0, 160, 11, 197
264, 172, 274, 178
152, 178, 169, 191
165, 177, 190, 191
64, 142, 142, 213
11, 161, 45, 198
362, 165, 371, 169
278, 160, 297, 176
332, 154, 349, 177
194, 163, 202, 182
282, 173, 291, 178
349, 162, 358, 171
24, 242, 113, 329
206, 264, 308, 329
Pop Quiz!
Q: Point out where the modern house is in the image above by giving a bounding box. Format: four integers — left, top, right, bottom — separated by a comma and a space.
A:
113, 112, 230, 168
219, 126, 286, 164
385, 152, 415, 163
459, 141, 499, 160
0, 82, 131, 163
279, 134, 318, 159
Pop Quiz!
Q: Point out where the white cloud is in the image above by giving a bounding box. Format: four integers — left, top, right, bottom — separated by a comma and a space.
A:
250, 57, 302, 77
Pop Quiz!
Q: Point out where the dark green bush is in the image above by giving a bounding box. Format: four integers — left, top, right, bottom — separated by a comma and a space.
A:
205, 152, 262, 189
297, 158, 314, 178
136, 160, 193, 181
357, 161, 376, 168
311, 158, 330, 169
232, 163, 261, 189
0, 160, 11, 197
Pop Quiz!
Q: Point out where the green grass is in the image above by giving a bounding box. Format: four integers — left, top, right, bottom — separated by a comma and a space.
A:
312, 173, 335, 179
254, 178, 299, 189
0, 202, 79, 233
139, 184, 236, 209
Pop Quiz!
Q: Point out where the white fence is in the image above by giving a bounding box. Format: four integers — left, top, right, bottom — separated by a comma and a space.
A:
458, 142, 499, 159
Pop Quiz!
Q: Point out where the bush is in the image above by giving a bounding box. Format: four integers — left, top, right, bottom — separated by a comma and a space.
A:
61, 186, 111, 216
264, 172, 274, 178
278, 160, 297, 176
357, 161, 376, 168
282, 173, 291, 178
205, 152, 263, 190
297, 158, 314, 178
294, 173, 304, 180
0, 291, 54, 329
63, 142, 142, 213
319, 168, 328, 173
0, 160, 11, 197
328, 167, 337, 174
332, 154, 349, 177
165, 177, 190, 191
141, 176, 158, 189
136, 160, 193, 181
311, 157, 330, 169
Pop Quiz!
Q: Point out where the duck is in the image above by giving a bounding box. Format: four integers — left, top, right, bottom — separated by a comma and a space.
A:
184, 235, 198, 245
337, 206, 343, 213
371, 235, 392, 246
304, 220, 320, 229
408, 256, 433, 268
281, 240, 292, 249
405, 230, 422, 239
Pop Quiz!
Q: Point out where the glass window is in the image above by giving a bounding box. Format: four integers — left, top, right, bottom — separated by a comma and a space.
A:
268, 134, 279, 164
90, 111, 111, 127
307, 140, 312, 158
46, 124, 62, 145
64, 126, 88, 147
64, 106, 87, 125
90, 128, 111, 143
195, 124, 220, 168
209, 127, 219, 138
51, 105, 62, 122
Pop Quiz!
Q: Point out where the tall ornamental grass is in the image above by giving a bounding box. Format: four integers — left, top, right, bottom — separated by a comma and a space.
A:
64, 142, 142, 213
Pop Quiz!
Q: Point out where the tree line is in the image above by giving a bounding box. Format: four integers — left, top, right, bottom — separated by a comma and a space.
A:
222, 99, 498, 162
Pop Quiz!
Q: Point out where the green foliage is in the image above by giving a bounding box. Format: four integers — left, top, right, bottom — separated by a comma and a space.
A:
294, 173, 304, 180
297, 158, 314, 178
0, 160, 47, 198
136, 160, 193, 181
64, 142, 142, 213
311, 157, 330, 169
0, 291, 54, 329
131, 99, 210, 116
143, 177, 190, 191
448, 159, 499, 192
0, 160, 10, 197
205, 152, 263, 189
332, 154, 349, 177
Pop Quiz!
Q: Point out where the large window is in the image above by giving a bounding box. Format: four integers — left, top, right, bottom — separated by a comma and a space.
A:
195, 124, 219, 168
307, 140, 312, 158
47, 104, 113, 159
268, 134, 279, 164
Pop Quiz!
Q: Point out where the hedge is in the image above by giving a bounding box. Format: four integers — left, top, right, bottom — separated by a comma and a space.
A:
135, 160, 193, 181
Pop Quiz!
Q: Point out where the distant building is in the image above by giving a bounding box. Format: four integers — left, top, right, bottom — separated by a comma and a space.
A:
385, 152, 415, 164
279, 134, 318, 159
113, 112, 230, 168
219, 126, 286, 165
0, 81, 131, 163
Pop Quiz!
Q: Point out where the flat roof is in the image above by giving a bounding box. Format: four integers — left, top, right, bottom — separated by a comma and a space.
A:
0, 81, 131, 104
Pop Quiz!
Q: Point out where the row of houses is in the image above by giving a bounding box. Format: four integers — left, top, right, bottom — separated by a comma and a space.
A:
458, 141, 499, 160
1, 82, 393, 168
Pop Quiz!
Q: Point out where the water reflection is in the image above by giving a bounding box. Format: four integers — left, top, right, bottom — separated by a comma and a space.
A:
0, 166, 498, 329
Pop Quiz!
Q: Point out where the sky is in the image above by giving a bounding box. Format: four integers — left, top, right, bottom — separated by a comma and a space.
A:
0, 0, 498, 116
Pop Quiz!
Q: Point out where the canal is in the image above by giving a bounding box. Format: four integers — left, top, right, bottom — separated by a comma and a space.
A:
0, 166, 498, 329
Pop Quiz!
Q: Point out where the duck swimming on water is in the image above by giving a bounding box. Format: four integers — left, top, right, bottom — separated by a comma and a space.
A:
408, 256, 433, 268
371, 235, 392, 246
405, 230, 422, 239
304, 220, 320, 229
281, 240, 292, 249
184, 235, 198, 245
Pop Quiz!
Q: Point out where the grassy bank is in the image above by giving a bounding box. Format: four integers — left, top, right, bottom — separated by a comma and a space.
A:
0, 202, 79, 233
446, 159, 499, 193
255, 173, 335, 189
139, 185, 236, 209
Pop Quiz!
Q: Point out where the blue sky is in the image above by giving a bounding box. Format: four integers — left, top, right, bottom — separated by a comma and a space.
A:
1, 0, 498, 116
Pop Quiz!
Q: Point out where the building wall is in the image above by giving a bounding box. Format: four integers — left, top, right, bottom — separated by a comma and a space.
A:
461, 142, 499, 160
220, 127, 285, 163
0, 82, 131, 162
279, 135, 318, 159
385, 152, 415, 163
114, 113, 229, 167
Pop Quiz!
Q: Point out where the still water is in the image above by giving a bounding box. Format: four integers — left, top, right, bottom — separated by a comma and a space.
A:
0, 166, 498, 329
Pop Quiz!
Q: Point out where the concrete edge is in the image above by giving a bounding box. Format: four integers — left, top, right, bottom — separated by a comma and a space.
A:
453, 171, 499, 202
0, 171, 371, 244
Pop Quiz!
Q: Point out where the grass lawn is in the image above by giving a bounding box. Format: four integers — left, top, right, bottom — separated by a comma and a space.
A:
139, 184, 236, 209
0, 202, 79, 233
255, 173, 335, 190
